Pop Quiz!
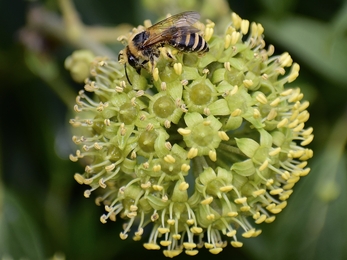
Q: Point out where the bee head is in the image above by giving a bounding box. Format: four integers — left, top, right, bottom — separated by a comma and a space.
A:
118, 47, 142, 86
125, 47, 141, 71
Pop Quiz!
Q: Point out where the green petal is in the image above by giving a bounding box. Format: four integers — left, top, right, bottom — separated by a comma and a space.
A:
171, 181, 189, 202
236, 138, 260, 158
198, 167, 217, 186
231, 159, 256, 176
146, 194, 170, 210
260, 129, 273, 147
208, 99, 230, 116
184, 112, 204, 128
216, 167, 233, 183
167, 80, 183, 100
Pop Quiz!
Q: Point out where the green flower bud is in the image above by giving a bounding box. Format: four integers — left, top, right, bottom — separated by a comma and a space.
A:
64, 49, 95, 82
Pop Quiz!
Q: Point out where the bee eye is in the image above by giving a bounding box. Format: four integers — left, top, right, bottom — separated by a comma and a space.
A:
128, 54, 138, 68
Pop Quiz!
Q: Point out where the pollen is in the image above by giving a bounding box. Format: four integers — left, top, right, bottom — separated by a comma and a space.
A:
231, 241, 243, 248
179, 181, 189, 191
181, 163, 190, 172
218, 131, 230, 141
205, 27, 214, 42
164, 154, 175, 163
177, 128, 191, 135
224, 34, 232, 49
256, 92, 268, 104
231, 31, 241, 45
173, 62, 182, 75
259, 160, 269, 171
234, 197, 247, 204
231, 108, 242, 117
209, 150, 217, 161
240, 19, 250, 35
243, 79, 254, 88
201, 196, 214, 205
187, 147, 198, 159
153, 67, 159, 81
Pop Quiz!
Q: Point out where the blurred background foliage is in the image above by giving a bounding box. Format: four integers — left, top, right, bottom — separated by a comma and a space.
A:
0, 0, 347, 259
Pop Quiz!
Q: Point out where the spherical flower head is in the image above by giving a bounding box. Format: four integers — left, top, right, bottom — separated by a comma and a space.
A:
68, 11, 314, 257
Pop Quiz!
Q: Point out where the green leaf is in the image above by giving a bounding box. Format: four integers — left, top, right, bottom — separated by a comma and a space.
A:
0, 190, 45, 259
258, 15, 347, 85
331, 1, 347, 36
258, 0, 297, 16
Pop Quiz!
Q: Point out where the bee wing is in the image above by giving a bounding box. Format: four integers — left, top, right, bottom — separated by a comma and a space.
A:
162, 26, 200, 39
142, 11, 201, 47
151, 11, 200, 29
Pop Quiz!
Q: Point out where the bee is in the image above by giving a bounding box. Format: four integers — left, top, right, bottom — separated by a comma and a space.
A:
118, 11, 209, 84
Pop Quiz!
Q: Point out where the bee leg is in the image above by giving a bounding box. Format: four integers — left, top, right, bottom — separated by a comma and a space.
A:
133, 60, 149, 75
148, 55, 156, 73
141, 60, 149, 66
166, 49, 177, 60
136, 60, 147, 73
135, 67, 141, 74
166, 51, 173, 59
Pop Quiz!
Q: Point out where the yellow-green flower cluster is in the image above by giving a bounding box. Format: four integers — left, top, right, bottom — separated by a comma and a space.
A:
69, 12, 313, 258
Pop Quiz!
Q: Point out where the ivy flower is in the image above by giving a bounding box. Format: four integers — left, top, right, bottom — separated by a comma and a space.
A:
68, 12, 313, 258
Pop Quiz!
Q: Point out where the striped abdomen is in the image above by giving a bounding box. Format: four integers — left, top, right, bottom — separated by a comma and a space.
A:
168, 33, 209, 53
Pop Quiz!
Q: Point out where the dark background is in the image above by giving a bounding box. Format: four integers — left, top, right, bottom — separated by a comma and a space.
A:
1, 0, 347, 259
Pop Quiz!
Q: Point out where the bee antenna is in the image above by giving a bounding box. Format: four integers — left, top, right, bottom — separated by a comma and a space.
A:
124, 63, 132, 86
